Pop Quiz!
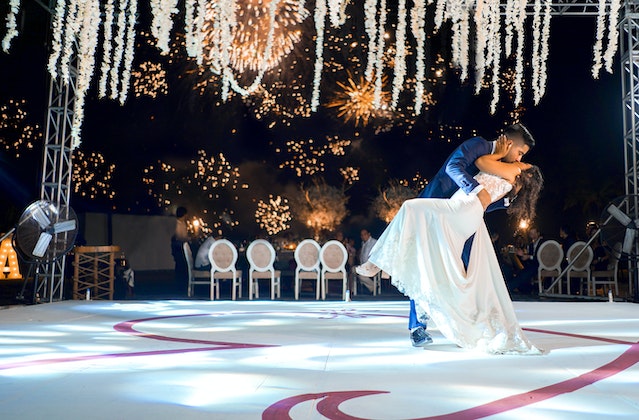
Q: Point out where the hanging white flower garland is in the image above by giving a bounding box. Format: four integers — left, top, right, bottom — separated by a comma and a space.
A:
592, 0, 607, 78
448, 0, 470, 82
0, 0, 630, 138
513, 0, 527, 107
185, 0, 207, 65
1, 0, 21, 52
47, 0, 67, 79
364, 0, 378, 82
109, 0, 129, 99
604, 0, 621, 73
118, 0, 138, 104
328, 0, 348, 28
373, 0, 387, 109
391, 0, 407, 109
311, 0, 327, 111
71, 0, 101, 148
474, 0, 488, 95
411, 0, 427, 115
98, 0, 115, 99
149, 0, 179, 55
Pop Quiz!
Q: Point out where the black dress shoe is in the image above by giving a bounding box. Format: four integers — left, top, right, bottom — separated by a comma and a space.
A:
410, 326, 433, 347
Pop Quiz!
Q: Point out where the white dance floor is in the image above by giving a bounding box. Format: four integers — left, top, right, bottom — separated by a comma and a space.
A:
0, 299, 638, 419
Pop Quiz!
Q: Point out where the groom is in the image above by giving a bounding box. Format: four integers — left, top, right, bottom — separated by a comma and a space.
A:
408, 123, 536, 347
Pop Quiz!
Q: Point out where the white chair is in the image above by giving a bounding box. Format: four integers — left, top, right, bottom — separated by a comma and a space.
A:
184, 242, 211, 298
247, 239, 281, 300
294, 239, 321, 300
536, 240, 564, 294
591, 242, 621, 296
319, 240, 348, 300
208, 239, 242, 300
566, 241, 594, 295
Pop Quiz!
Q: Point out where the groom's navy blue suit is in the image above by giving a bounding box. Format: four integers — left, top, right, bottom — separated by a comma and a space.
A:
409, 136, 506, 329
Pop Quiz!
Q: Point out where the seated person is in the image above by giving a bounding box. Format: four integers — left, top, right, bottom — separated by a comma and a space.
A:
194, 236, 216, 270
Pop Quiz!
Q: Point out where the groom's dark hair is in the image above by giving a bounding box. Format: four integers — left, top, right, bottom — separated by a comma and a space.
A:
504, 123, 535, 148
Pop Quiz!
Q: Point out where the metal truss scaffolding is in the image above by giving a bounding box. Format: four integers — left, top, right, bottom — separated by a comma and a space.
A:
621, 1, 639, 198
36, 49, 76, 303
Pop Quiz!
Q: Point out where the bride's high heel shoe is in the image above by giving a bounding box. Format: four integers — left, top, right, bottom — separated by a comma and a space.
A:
356, 261, 381, 277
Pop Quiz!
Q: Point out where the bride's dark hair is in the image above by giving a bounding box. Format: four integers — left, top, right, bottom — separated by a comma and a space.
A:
507, 165, 543, 222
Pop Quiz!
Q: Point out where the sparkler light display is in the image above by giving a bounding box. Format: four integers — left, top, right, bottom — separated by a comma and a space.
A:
132, 61, 169, 98
142, 150, 246, 235
72, 150, 116, 200
255, 195, 292, 236
201, 0, 309, 74
0, 99, 41, 158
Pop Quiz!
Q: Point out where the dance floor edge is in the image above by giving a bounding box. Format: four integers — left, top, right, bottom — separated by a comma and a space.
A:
0, 300, 638, 419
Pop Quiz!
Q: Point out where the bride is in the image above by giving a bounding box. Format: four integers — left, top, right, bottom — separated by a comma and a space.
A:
358, 151, 544, 355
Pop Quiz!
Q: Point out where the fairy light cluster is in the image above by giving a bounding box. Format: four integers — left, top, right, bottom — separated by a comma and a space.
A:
278, 136, 352, 177
132, 61, 168, 98
255, 195, 292, 235
142, 150, 246, 232
72, 150, 116, 199
0, 99, 41, 158
339, 166, 360, 185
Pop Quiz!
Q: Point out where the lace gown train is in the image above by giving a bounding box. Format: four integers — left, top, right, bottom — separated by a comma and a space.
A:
367, 173, 542, 355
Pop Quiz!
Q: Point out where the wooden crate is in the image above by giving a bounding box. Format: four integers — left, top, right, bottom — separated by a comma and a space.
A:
72, 246, 121, 300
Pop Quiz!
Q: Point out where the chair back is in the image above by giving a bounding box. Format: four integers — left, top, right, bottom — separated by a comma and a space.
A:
537, 240, 563, 271
294, 239, 321, 272
567, 241, 593, 271
247, 239, 276, 271
320, 240, 347, 272
183, 242, 195, 279
208, 239, 238, 272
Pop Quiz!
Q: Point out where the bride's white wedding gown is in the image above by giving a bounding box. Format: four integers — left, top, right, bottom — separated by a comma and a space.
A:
368, 172, 542, 355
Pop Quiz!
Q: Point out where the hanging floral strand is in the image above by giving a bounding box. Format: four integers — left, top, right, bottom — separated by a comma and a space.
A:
536, 0, 552, 104
109, 0, 128, 99
149, 0, 179, 55
118, 0, 138, 104
71, 0, 101, 148
474, 0, 488, 95
391, 0, 407, 109
487, 0, 501, 114
513, 0, 527, 106
604, 0, 622, 73
364, 0, 378, 82
47, 0, 67, 79
592, 0, 607, 78
531, 0, 542, 103
1, 0, 21, 52
59, 0, 81, 84
328, 0, 348, 27
219, 0, 237, 101
373, 0, 387, 108
411, 0, 427, 115
449, 0, 471, 81
311, 0, 327, 111
98, 0, 115, 98
185, 0, 207, 65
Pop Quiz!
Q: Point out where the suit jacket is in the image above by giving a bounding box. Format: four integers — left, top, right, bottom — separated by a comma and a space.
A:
418, 136, 505, 212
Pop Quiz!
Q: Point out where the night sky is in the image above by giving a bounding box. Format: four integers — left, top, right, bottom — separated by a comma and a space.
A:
0, 2, 624, 246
